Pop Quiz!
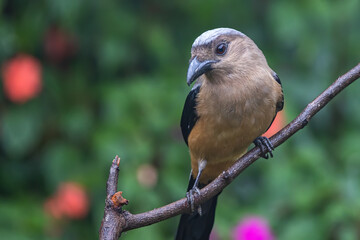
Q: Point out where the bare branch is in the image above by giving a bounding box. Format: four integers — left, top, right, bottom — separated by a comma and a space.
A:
99, 63, 360, 239
99, 156, 128, 240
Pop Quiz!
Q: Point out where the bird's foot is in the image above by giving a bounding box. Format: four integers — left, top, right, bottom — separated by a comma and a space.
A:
254, 136, 274, 159
186, 187, 202, 215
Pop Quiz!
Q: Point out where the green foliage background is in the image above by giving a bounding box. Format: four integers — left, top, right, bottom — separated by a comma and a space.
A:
1, 0, 360, 239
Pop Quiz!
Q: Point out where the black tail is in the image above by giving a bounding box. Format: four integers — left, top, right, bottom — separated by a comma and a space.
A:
175, 176, 220, 240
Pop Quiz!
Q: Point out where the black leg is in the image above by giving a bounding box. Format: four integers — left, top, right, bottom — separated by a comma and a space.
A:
253, 136, 274, 159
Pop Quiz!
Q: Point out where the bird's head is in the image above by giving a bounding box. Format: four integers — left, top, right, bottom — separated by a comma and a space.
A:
187, 28, 264, 86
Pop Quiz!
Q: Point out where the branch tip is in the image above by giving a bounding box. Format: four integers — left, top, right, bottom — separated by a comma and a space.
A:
113, 155, 121, 166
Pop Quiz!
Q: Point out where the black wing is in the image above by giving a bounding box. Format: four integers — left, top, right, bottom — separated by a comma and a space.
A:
273, 72, 284, 112
265, 72, 284, 131
180, 84, 200, 146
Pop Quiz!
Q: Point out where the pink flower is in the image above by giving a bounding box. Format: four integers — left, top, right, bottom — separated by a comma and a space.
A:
44, 182, 89, 219
232, 216, 275, 240
2, 54, 42, 103
263, 111, 286, 138
210, 229, 220, 240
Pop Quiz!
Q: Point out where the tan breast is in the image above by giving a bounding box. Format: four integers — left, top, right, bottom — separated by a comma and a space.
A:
188, 70, 281, 184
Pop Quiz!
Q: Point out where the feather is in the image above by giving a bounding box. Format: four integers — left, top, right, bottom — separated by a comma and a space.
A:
180, 84, 201, 145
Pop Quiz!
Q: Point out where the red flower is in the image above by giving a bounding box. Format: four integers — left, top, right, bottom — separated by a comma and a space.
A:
2, 54, 42, 103
263, 111, 286, 138
44, 182, 89, 219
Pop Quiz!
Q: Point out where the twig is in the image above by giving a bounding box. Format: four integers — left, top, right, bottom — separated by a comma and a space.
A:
99, 63, 360, 239
99, 156, 129, 240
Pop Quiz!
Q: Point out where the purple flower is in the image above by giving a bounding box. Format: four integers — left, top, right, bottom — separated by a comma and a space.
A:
232, 216, 275, 240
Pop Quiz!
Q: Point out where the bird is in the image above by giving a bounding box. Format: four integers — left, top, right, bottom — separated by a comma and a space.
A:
175, 28, 284, 240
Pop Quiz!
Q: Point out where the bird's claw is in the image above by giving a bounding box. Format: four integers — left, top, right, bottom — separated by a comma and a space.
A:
254, 136, 274, 159
186, 187, 202, 215
186, 191, 194, 212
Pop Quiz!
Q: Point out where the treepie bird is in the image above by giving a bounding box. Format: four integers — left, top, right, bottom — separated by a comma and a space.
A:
175, 28, 284, 240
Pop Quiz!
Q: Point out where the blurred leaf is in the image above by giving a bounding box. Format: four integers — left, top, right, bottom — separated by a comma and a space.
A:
42, 142, 83, 188
60, 105, 93, 141
0, 199, 45, 239
1, 104, 42, 158
279, 217, 321, 240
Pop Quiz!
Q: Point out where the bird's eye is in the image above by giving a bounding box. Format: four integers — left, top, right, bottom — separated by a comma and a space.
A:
215, 43, 227, 55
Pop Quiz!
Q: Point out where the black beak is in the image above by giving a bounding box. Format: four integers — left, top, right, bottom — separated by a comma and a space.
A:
187, 57, 218, 86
